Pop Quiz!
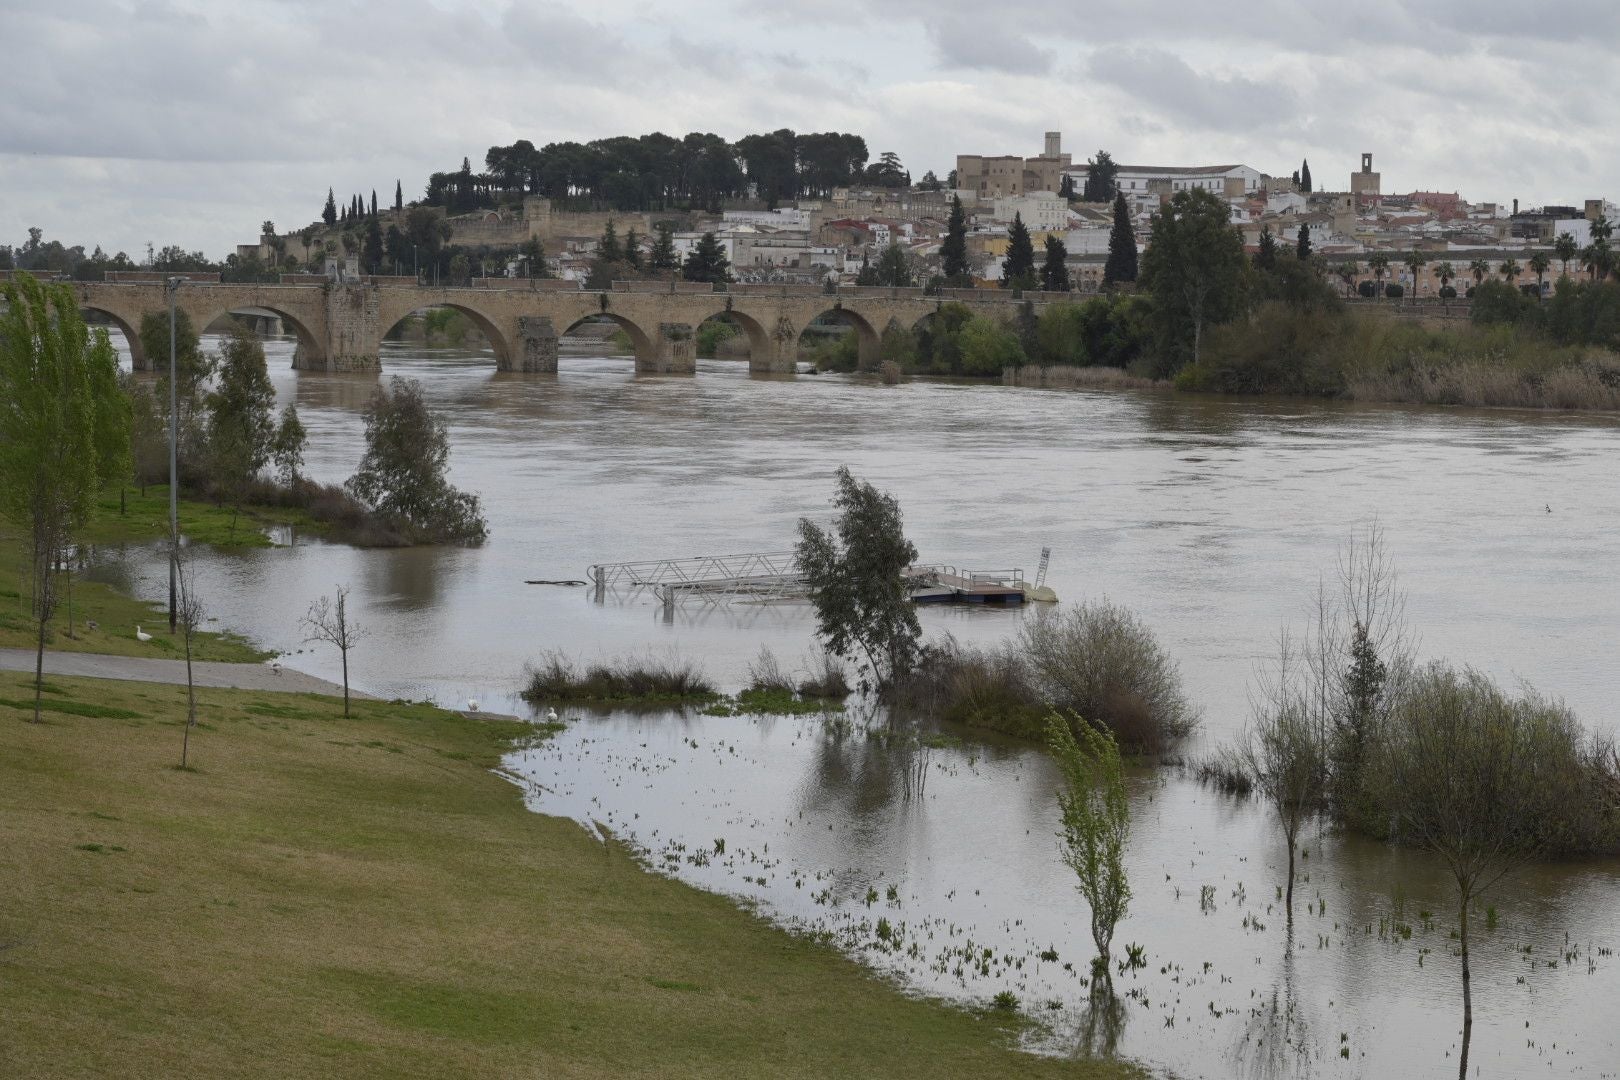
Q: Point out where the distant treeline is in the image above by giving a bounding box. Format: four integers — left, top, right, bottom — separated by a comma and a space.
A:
426, 130, 915, 214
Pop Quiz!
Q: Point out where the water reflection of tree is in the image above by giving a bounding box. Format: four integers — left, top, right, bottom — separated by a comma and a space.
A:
1231, 926, 1315, 1080
362, 546, 452, 610
1071, 981, 1129, 1060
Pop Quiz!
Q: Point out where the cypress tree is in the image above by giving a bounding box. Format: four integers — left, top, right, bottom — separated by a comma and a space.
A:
323, 188, 337, 226
1300, 159, 1313, 194
1256, 225, 1278, 270
1296, 222, 1312, 261
941, 195, 969, 283
370, 190, 378, 218
598, 221, 622, 264
1103, 190, 1138, 285
1001, 212, 1035, 288
623, 227, 641, 269
1040, 234, 1070, 292
395, 180, 403, 211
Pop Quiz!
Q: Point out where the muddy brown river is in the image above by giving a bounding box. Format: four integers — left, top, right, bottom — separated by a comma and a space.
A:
97, 335, 1620, 1078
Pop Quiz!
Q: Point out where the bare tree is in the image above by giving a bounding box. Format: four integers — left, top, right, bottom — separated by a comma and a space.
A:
1379, 664, 1561, 1080
175, 549, 204, 769
302, 587, 366, 716
1240, 631, 1327, 920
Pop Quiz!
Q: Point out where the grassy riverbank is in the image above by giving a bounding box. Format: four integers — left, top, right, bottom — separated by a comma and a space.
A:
0, 675, 1137, 1078
78, 484, 319, 550
0, 528, 266, 663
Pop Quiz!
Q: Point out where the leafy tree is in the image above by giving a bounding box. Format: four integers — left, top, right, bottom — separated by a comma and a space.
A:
1255, 226, 1278, 270
682, 232, 730, 284
1404, 250, 1427, 298
1047, 713, 1132, 974
323, 188, 337, 226
956, 316, 1026, 374
1528, 251, 1550, 297
261, 220, 275, 237
272, 404, 307, 486
854, 253, 876, 286
623, 226, 641, 270
125, 373, 167, 493
303, 587, 367, 717
345, 377, 488, 544
874, 241, 914, 287
1138, 189, 1247, 371
918, 170, 942, 191
649, 224, 680, 272
139, 307, 212, 470
1001, 213, 1036, 289
1082, 150, 1118, 202
1554, 231, 1578, 277
0, 274, 129, 721
1040, 234, 1070, 292
940, 195, 970, 284
447, 253, 471, 286
1295, 222, 1312, 261
519, 236, 550, 278
1335, 259, 1360, 296
794, 467, 920, 692
1103, 191, 1137, 285
205, 325, 277, 530
1300, 159, 1313, 193
1379, 665, 1574, 1079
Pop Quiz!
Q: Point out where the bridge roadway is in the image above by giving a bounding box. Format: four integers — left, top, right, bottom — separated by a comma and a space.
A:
70, 278, 1067, 375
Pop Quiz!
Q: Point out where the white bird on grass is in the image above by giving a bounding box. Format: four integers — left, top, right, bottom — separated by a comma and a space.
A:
135, 626, 152, 643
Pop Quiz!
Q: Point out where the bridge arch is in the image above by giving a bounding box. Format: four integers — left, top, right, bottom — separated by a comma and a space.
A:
80, 305, 147, 370
559, 312, 655, 367
377, 303, 516, 368
375, 292, 518, 370
691, 308, 769, 365
192, 302, 324, 369
798, 305, 880, 371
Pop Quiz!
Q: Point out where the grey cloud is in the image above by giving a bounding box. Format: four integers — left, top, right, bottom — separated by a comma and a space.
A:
926, 18, 1051, 74
1087, 47, 1295, 135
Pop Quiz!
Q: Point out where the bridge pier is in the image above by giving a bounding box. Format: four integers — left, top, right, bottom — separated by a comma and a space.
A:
641, 322, 696, 374
746, 315, 799, 374
510, 316, 558, 373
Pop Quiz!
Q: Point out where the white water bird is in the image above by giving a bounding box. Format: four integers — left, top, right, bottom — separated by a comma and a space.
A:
546, 707, 559, 722
467, 698, 480, 713
134, 626, 152, 642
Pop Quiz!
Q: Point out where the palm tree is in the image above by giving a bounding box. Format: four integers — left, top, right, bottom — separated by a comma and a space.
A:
1368, 253, 1390, 296
1404, 249, 1427, 301
1469, 258, 1490, 291
1337, 259, 1360, 297
1527, 252, 1550, 299
1554, 232, 1578, 277
1436, 260, 1457, 294
1582, 242, 1611, 282
1499, 257, 1521, 289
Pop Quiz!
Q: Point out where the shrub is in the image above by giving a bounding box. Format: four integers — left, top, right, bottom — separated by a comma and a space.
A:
797, 651, 852, 700
521, 650, 718, 703
1384, 283, 1404, 298
1358, 280, 1376, 298
1019, 602, 1199, 751
1439, 285, 1457, 299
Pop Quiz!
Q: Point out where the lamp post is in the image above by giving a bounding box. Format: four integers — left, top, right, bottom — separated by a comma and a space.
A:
165, 276, 187, 630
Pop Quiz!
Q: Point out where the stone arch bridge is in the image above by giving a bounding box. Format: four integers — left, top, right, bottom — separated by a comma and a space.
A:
71, 279, 1063, 374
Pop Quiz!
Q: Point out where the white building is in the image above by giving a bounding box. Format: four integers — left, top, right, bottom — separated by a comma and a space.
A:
671, 232, 736, 264
1064, 162, 1264, 198
722, 208, 812, 230
991, 191, 1070, 231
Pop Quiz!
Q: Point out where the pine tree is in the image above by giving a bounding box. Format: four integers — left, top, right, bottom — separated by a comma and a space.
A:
394, 180, 403, 211
1256, 225, 1278, 270
1300, 159, 1313, 194
323, 188, 337, 226
650, 224, 679, 271
682, 232, 730, 284
941, 195, 969, 283
1296, 222, 1312, 261
1082, 150, 1118, 202
1103, 191, 1138, 285
1001, 213, 1035, 288
623, 227, 641, 270
598, 221, 622, 264
1040, 234, 1070, 292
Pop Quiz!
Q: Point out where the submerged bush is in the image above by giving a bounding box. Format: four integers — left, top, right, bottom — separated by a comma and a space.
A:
521, 650, 717, 703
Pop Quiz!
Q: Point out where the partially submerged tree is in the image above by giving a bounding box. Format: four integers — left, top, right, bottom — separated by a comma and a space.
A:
303, 587, 367, 717
0, 273, 129, 721
345, 377, 487, 544
271, 404, 308, 487
205, 324, 277, 531
795, 467, 920, 692
1047, 713, 1131, 975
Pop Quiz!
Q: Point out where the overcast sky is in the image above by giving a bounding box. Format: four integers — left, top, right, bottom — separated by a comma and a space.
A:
4, 0, 1614, 259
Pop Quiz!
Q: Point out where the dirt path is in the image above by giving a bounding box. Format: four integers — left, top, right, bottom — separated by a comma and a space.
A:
0, 648, 367, 699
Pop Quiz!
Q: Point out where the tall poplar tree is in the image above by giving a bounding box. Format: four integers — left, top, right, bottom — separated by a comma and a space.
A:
0, 274, 129, 721
323, 188, 337, 226
1001, 212, 1036, 289
1103, 191, 1138, 285
940, 195, 969, 283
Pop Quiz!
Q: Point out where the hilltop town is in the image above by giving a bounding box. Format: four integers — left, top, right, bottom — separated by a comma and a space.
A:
226, 130, 1609, 299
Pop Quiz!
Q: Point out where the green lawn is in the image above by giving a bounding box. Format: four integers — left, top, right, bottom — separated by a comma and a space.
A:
0, 675, 1141, 1079
80, 484, 321, 550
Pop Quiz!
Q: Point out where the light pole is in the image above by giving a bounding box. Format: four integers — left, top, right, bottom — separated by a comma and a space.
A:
165, 276, 187, 631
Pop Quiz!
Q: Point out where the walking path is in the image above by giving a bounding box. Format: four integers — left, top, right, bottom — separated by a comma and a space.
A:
0, 648, 368, 699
